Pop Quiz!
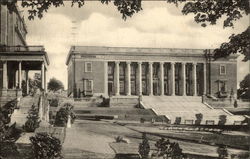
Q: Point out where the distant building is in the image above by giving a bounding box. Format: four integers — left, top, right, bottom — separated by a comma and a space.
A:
0, 4, 49, 107
66, 46, 238, 98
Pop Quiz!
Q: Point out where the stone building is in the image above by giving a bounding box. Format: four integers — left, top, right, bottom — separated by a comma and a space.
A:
0, 4, 49, 107
66, 46, 238, 99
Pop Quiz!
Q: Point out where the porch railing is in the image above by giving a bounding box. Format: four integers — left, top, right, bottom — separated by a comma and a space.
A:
0, 45, 45, 52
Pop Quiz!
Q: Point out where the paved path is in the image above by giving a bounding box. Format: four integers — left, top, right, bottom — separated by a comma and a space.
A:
62, 120, 115, 158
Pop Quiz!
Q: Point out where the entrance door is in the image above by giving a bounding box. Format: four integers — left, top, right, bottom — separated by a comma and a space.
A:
153, 80, 159, 95
108, 82, 114, 96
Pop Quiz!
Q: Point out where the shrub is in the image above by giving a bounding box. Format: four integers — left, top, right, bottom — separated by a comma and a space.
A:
23, 104, 41, 132
54, 103, 76, 127
195, 113, 203, 125
138, 133, 150, 159
49, 98, 59, 107
174, 117, 181, 125
140, 118, 145, 123
218, 115, 227, 125
30, 132, 62, 159
217, 145, 228, 159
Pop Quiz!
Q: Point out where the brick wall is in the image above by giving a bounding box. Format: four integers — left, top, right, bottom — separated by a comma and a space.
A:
74, 60, 105, 95
209, 61, 237, 98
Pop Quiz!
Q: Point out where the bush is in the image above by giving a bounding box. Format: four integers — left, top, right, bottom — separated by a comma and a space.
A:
138, 133, 150, 159
218, 115, 227, 125
23, 105, 41, 132
195, 113, 203, 125
54, 103, 76, 127
49, 98, 59, 107
30, 132, 62, 159
174, 117, 181, 125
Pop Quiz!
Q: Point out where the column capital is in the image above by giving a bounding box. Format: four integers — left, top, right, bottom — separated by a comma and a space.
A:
182, 62, 186, 65
171, 61, 175, 64
160, 62, 164, 65
193, 62, 197, 66
148, 62, 153, 65
137, 61, 142, 65
126, 61, 131, 65
115, 61, 120, 64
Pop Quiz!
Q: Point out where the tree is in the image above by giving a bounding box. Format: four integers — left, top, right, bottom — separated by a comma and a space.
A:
23, 104, 41, 132
1, 0, 249, 60
47, 78, 64, 92
238, 74, 250, 99
138, 133, 150, 159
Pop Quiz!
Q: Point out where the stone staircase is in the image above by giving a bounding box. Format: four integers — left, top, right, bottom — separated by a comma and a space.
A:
141, 96, 245, 125
11, 95, 38, 127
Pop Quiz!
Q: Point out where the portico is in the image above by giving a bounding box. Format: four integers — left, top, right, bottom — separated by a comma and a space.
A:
0, 46, 49, 107
107, 61, 205, 97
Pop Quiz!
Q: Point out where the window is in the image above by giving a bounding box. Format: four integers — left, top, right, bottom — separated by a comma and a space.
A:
220, 81, 226, 92
220, 65, 226, 75
86, 80, 93, 91
85, 62, 92, 72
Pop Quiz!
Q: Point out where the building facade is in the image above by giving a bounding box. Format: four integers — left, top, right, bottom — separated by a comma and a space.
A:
0, 4, 49, 107
66, 46, 238, 99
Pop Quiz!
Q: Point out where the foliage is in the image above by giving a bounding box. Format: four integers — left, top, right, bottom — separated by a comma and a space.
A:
174, 117, 181, 125
29, 74, 42, 96
238, 74, 250, 99
195, 113, 203, 125
0, 100, 22, 158
218, 115, 227, 125
47, 77, 64, 92
217, 145, 228, 159
54, 103, 76, 127
30, 132, 62, 159
153, 137, 184, 158
23, 104, 41, 132
138, 133, 150, 159
49, 98, 59, 107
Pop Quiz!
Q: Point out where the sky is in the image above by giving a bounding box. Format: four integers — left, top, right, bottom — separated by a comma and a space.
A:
20, 1, 249, 89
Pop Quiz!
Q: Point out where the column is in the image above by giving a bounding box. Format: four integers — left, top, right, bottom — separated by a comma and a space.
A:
18, 61, 22, 89
160, 62, 164, 96
138, 62, 142, 96
171, 62, 175, 96
41, 62, 45, 90
126, 61, 131, 95
148, 62, 153, 96
3, 61, 8, 89
193, 63, 197, 96
182, 62, 186, 96
104, 61, 108, 96
44, 68, 47, 92
25, 70, 29, 94
115, 61, 120, 96
203, 63, 207, 95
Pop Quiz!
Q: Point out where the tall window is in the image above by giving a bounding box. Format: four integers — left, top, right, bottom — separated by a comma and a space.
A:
220, 81, 226, 92
85, 80, 93, 91
220, 65, 226, 75
85, 62, 92, 72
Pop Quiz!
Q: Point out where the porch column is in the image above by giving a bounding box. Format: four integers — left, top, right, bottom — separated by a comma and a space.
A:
25, 70, 29, 94
44, 68, 47, 92
182, 62, 186, 96
193, 63, 197, 96
41, 62, 45, 90
203, 63, 207, 95
3, 61, 8, 89
115, 61, 120, 96
18, 61, 22, 89
138, 62, 142, 96
160, 62, 164, 96
171, 62, 175, 96
148, 62, 153, 96
104, 61, 108, 96
126, 61, 131, 96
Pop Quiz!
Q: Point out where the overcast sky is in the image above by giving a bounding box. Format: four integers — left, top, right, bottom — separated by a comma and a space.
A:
20, 1, 249, 89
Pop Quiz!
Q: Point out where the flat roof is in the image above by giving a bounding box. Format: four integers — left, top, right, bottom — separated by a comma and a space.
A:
66, 46, 211, 65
